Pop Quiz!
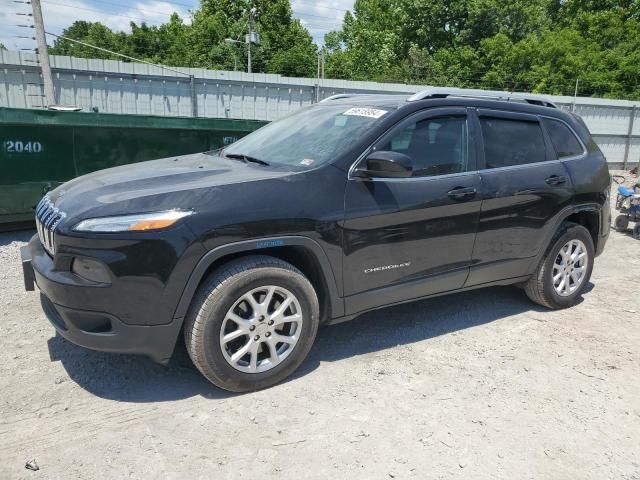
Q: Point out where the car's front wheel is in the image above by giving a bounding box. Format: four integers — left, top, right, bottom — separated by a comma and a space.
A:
524, 222, 594, 309
184, 255, 319, 392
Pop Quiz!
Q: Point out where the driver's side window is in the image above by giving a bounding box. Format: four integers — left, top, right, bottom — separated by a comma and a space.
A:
377, 115, 468, 177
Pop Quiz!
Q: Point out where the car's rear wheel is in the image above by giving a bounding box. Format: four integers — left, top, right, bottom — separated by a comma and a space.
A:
184, 255, 319, 392
524, 222, 594, 309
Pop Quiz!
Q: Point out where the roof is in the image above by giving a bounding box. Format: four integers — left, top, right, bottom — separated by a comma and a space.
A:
317, 91, 564, 116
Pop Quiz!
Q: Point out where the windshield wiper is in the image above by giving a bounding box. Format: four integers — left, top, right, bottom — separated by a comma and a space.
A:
224, 152, 270, 166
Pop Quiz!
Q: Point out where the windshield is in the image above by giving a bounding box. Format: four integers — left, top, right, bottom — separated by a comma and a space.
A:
223, 105, 390, 169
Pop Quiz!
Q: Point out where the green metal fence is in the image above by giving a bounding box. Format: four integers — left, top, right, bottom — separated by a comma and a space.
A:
0, 107, 267, 224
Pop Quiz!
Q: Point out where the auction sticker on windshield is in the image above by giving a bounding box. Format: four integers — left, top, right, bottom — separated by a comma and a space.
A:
343, 107, 388, 119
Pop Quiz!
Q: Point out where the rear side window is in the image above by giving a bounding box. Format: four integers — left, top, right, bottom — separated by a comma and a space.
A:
480, 117, 547, 168
542, 118, 584, 158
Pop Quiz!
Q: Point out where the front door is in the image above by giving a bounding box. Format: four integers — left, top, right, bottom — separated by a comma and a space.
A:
342, 107, 482, 315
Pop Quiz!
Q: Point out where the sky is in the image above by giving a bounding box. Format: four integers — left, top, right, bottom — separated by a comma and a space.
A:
0, 0, 354, 51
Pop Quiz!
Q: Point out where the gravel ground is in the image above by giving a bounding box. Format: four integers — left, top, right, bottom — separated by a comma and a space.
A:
1, 174, 639, 479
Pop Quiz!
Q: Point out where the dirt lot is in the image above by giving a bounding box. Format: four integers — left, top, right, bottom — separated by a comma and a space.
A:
1, 177, 639, 480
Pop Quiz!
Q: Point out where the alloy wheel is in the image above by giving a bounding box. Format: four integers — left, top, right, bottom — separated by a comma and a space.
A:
219, 286, 303, 373
552, 239, 588, 297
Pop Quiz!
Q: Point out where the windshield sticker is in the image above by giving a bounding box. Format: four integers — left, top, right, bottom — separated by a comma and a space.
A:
343, 107, 388, 119
334, 115, 348, 127
300, 158, 315, 166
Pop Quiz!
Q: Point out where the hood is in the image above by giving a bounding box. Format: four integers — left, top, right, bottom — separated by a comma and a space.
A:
48, 152, 292, 224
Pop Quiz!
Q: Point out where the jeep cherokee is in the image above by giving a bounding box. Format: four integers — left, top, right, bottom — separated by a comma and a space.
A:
21, 88, 611, 392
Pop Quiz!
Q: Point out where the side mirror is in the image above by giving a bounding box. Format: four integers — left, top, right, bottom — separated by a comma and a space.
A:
354, 151, 413, 178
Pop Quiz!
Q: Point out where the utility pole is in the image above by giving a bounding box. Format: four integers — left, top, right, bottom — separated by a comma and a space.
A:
247, 35, 251, 74
572, 79, 580, 112
246, 7, 257, 74
227, 7, 259, 74
31, 0, 56, 107
316, 51, 325, 102
317, 51, 325, 80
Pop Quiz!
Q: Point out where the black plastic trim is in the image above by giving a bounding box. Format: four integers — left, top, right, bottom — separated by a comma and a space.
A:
173, 236, 344, 320
526, 202, 602, 274
40, 293, 181, 365
327, 274, 531, 326
21, 246, 35, 291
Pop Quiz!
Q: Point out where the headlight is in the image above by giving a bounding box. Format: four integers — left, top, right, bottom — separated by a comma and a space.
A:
73, 210, 193, 233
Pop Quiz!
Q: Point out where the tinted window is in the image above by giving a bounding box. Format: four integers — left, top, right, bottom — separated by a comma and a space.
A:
378, 116, 468, 177
542, 118, 584, 158
480, 117, 547, 168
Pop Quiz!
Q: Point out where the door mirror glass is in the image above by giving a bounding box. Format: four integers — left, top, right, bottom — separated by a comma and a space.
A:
355, 151, 413, 178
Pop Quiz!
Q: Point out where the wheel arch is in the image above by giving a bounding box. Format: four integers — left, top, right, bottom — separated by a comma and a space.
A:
173, 236, 344, 324
564, 208, 600, 248
529, 203, 602, 274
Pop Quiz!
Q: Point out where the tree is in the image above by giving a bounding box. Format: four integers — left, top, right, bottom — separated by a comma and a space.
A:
46, 0, 640, 98
50, 21, 129, 60
323, 0, 640, 98
49, 0, 317, 76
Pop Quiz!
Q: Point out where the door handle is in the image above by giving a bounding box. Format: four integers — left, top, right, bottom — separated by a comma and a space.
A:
447, 186, 477, 201
545, 175, 567, 186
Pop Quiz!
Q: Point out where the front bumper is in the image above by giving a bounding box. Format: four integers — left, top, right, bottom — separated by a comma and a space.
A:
21, 238, 184, 364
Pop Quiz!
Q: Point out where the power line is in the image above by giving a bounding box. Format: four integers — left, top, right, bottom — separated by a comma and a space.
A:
45, 31, 192, 76
42, 0, 350, 22
292, 1, 351, 13
38, 0, 343, 36
40, 0, 181, 25
83, 0, 192, 18
98, 0, 197, 9
297, 18, 344, 27
292, 9, 345, 21
300, 24, 338, 32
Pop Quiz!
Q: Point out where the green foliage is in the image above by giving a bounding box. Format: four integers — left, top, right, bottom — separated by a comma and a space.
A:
324, 0, 640, 98
46, 0, 639, 98
49, 0, 317, 76
50, 21, 129, 60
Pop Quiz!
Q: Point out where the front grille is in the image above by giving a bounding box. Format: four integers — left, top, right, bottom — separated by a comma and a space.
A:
35, 195, 66, 256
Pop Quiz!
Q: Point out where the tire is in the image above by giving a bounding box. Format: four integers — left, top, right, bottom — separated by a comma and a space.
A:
183, 255, 319, 392
633, 224, 640, 240
614, 214, 630, 232
524, 222, 594, 309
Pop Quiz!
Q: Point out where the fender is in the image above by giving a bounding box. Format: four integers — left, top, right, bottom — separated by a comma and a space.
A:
172, 235, 344, 321
526, 202, 602, 274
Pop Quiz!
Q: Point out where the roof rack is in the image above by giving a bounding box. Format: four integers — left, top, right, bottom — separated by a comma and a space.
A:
406, 87, 558, 108
320, 93, 377, 103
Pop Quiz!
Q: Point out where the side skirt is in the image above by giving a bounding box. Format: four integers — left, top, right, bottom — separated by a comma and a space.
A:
325, 274, 530, 326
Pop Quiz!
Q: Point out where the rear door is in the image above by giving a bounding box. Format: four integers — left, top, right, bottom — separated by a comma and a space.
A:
466, 109, 574, 286
342, 107, 482, 315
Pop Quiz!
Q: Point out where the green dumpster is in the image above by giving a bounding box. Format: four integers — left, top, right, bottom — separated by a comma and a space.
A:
0, 107, 266, 225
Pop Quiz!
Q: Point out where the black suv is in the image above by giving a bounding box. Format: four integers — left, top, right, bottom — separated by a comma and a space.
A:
22, 88, 611, 392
